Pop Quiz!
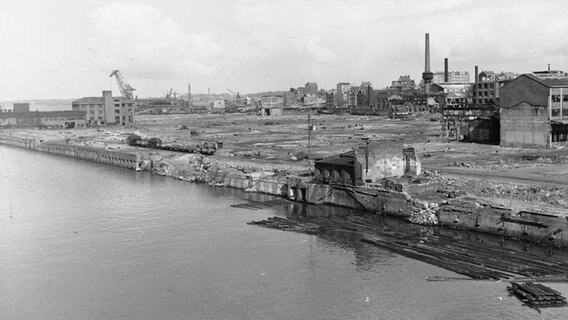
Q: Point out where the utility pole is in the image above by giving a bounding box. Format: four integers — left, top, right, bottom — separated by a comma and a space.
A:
364, 138, 369, 174
307, 113, 311, 159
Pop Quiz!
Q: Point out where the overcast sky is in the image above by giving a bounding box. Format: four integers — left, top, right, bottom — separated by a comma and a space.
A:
1, 0, 567, 100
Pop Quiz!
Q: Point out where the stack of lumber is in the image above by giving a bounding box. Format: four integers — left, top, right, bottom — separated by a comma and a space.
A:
248, 214, 568, 281
507, 282, 567, 309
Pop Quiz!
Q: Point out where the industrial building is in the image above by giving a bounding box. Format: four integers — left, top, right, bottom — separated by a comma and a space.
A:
72, 90, 134, 126
471, 69, 517, 107
500, 74, 568, 148
432, 71, 470, 84
259, 95, 284, 116
0, 103, 86, 128
390, 75, 416, 91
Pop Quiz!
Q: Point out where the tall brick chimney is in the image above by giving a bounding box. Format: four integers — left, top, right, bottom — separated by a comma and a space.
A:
444, 58, 449, 83
422, 33, 434, 94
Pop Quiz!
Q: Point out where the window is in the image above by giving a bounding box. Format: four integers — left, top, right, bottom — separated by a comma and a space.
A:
563, 95, 568, 102
552, 109, 560, 117
552, 95, 561, 103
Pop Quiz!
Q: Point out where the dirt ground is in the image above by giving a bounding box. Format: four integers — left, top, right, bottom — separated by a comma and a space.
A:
8, 110, 568, 212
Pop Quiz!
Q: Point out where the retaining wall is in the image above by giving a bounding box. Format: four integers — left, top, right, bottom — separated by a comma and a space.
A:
0, 134, 141, 169
438, 200, 568, 246
306, 184, 411, 218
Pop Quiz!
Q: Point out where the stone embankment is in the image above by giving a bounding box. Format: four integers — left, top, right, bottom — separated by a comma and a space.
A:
2, 132, 567, 247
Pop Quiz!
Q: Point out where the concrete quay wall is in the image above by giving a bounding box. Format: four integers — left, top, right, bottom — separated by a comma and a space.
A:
223, 171, 568, 246
0, 134, 40, 149
3, 133, 567, 246
0, 134, 141, 169
37, 143, 140, 169
305, 184, 411, 218
438, 200, 568, 246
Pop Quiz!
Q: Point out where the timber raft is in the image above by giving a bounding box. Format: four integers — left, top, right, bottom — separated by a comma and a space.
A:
248, 214, 568, 281
507, 282, 567, 310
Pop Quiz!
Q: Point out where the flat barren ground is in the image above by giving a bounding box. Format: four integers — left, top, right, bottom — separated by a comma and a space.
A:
7, 111, 568, 212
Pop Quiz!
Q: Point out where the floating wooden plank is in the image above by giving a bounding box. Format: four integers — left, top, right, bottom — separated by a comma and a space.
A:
508, 282, 567, 309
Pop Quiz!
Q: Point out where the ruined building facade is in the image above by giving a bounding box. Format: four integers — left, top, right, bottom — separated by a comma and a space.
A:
313, 144, 421, 187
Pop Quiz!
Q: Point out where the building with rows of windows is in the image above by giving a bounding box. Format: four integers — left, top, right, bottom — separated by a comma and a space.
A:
72, 90, 134, 126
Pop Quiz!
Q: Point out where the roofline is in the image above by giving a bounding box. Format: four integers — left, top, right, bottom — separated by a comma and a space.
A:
501, 100, 548, 109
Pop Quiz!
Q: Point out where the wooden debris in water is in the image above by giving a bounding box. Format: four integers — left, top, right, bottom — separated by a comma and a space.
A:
507, 282, 567, 309
231, 199, 289, 210
248, 215, 568, 281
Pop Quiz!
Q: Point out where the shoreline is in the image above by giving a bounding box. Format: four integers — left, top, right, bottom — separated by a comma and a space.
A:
2, 128, 568, 248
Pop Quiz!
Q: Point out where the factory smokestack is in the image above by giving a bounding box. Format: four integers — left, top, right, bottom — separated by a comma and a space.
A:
474, 65, 479, 106
474, 65, 479, 83
425, 33, 430, 73
444, 58, 449, 83
422, 33, 434, 95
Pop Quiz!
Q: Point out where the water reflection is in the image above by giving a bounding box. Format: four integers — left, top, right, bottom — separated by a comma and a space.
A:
260, 197, 568, 265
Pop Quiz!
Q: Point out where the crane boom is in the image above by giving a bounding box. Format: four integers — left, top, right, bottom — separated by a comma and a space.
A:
109, 70, 136, 100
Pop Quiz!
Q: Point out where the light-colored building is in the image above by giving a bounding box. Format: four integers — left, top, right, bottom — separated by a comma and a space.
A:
211, 100, 225, 111
532, 69, 568, 80
431, 83, 471, 94
72, 90, 134, 126
260, 95, 284, 116
336, 82, 351, 107
433, 71, 470, 84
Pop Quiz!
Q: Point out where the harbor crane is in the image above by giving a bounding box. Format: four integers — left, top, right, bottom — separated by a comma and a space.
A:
109, 70, 136, 100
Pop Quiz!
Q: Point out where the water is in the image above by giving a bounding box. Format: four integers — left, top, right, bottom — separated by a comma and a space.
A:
1, 145, 566, 320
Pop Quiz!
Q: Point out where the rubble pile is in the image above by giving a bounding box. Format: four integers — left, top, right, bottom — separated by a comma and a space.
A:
414, 171, 568, 209
478, 184, 568, 209
410, 200, 439, 225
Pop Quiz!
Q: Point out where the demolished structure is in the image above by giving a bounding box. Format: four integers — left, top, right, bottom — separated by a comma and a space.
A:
313, 143, 421, 186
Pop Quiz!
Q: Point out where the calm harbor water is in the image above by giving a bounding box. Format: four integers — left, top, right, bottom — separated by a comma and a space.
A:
1, 145, 566, 320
